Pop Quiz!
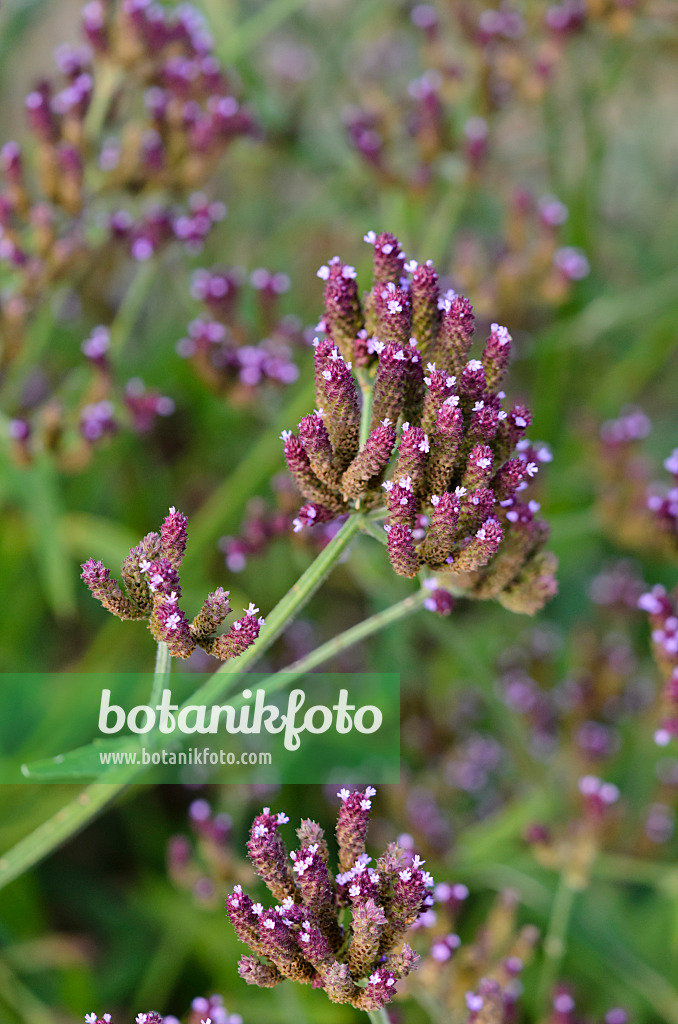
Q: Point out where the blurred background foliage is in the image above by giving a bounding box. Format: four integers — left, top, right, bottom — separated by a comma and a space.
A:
0, 0, 678, 1022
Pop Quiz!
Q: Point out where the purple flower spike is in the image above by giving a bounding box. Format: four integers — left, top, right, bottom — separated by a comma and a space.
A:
454, 517, 504, 573
386, 522, 421, 578
430, 293, 475, 375
160, 506, 188, 568
315, 346, 361, 468
358, 967, 397, 1011
336, 786, 377, 873
371, 231, 406, 285
341, 419, 396, 499
190, 586, 231, 641
386, 476, 417, 528
207, 604, 264, 661
421, 492, 460, 566
396, 423, 430, 494
482, 323, 512, 390
238, 955, 283, 987
319, 257, 364, 362
462, 444, 494, 492
282, 431, 344, 511
411, 260, 441, 356
298, 412, 338, 486
153, 599, 193, 658
81, 559, 141, 620
426, 401, 464, 496
370, 341, 409, 430
375, 281, 412, 347
246, 807, 298, 902
421, 362, 458, 434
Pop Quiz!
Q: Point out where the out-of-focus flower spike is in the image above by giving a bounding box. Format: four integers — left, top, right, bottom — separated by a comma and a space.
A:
497, 549, 558, 614
292, 503, 336, 533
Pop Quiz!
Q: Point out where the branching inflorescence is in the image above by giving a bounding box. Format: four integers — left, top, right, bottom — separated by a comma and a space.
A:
227, 787, 430, 1012
282, 231, 556, 614
81, 506, 264, 660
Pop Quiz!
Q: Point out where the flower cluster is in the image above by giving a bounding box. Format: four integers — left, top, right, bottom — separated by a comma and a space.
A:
282, 231, 556, 613
0, 0, 253, 358
403, 886, 538, 1023
81, 507, 264, 660
227, 788, 431, 1011
177, 266, 303, 397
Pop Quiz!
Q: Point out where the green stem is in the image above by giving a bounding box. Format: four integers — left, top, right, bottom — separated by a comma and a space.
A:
149, 641, 172, 707
536, 871, 578, 1014
367, 1008, 392, 1024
